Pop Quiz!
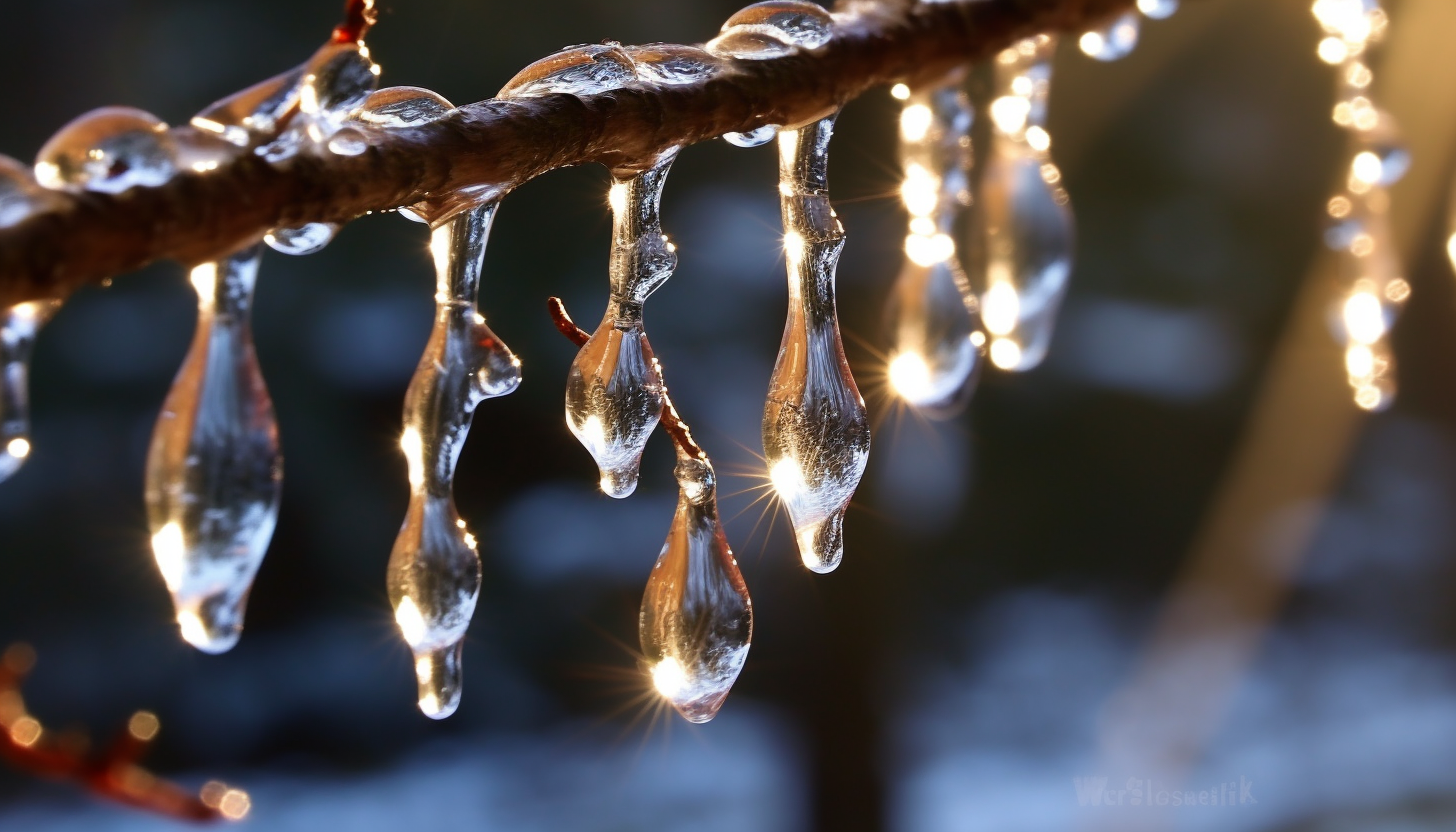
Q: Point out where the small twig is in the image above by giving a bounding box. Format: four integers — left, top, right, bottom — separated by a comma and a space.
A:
0, 644, 249, 823
547, 297, 705, 460
0, 0, 1137, 306
331, 0, 378, 45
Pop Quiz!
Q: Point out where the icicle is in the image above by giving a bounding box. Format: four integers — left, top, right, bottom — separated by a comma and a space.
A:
705, 1, 835, 60
34, 107, 177, 194
389, 202, 520, 719
1313, 0, 1406, 411
0, 301, 58, 483
973, 35, 1074, 372
641, 445, 753, 723
564, 151, 679, 498
763, 116, 869, 574
145, 247, 281, 654
1079, 12, 1141, 61
886, 81, 983, 415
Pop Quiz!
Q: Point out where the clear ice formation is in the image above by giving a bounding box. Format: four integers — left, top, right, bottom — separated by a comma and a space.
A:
624, 44, 723, 86
498, 43, 640, 98
887, 81, 983, 416
763, 116, 870, 574
33, 107, 176, 195
564, 151, 679, 499
1313, 0, 1407, 410
706, 1, 836, 60
641, 446, 753, 723
352, 86, 463, 223
973, 35, 1074, 372
724, 125, 779, 148
0, 153, 60, 229
1079, 12, 1141, 61
0, 300, 59, 483
388, 202, 521, 719
146, 246, 281, 654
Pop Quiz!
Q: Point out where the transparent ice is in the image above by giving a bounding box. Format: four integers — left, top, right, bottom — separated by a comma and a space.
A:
1079, 12, 1140, 62
146, 246, 281, 654
723, 125, 779, 148
564, 152, 679, 499
641, 448, 752, 723
389, 202, 521, 719
352, 87, 458, 222
626, 44, 723, 86
706, 0, 835, 60
217, 43, 381, 161
0, 300, 59, 483
498, 43, 639, 98
763, 116, 870, 574
887, 84, 982, 415
972, 35, 1074, 372
264, 223, 340, 256
0, 154, 59, 229
34, 106, 176, 195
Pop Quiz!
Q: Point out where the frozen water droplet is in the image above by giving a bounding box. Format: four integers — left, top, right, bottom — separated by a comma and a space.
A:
707, 0, 835, 60
326, 127, 369, 156
192, 68, 305, 147
970, 36, 1072, 372
147, 247, 281, 653
625, 44, 723, 85
723, 125, 779, 147
0, 300, 60, 483
355, 86, 455, 127
1137, 0, 1179, 19
300, 44, 380, 130
34, 107, 175, 194
1080, 12, 1140, 61
0, 155, 59, 228
264, 222, 340, 256
889, 85, 981, 415
498, 43, 639, 98
390, 202, 520, 718
565, 154, 679, 498
763, 117, 869, 574
641, 448, 752, 723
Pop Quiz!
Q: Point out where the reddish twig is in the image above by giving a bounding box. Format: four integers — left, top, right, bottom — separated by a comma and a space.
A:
547, 297, 705, 460
331, 0, 378, 45
0, 644, 250, 823
0, 0, 1137, 306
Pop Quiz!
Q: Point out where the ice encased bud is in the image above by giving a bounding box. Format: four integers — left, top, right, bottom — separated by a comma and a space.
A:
34, 106, 175, 194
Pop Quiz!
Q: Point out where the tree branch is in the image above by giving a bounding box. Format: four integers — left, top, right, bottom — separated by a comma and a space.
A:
0, 0, 1134, 306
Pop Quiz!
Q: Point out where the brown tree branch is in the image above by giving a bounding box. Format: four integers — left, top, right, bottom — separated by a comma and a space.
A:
0, 0, 1134, 306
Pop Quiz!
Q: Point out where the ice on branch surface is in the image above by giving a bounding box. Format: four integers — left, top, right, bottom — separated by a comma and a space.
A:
350, 86, 472, 222
564, 152, 679, 499
641, 446, 753, 724
389, 201, 521, 719
706, 0, 835, 60
1313, 0, 1406, 411
971, 35, 1074, 372
499, 43, 641, 98
1079, 12, 1140, 61
763, 116, 870, 574
146, 247, 281, 654
34, 107, 177, 195
886, 80, 984, 416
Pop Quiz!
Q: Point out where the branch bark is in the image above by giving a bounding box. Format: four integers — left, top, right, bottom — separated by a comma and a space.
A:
0, 0, 1133, 306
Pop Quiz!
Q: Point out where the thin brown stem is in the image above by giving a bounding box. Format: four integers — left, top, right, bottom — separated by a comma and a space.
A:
0, 0, 1136, 306
546, 297, 704, 460
331, 0, 378, 45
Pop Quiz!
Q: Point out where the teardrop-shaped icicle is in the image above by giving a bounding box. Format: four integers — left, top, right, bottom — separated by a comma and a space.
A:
34, 106, 176, 194
264, 222, 340, 256
641, 447, 752, 723
706, 1, 835, 60
389, 202, 521, 719
146, 246, 281, 654
724, 125, 779, 148
625, 44, 723, 86
498, 43, 639, 98
763, 116, 870, 574
0, 300, 60, 483
973, 36, 1074, 372
1080, 12, 1140, 61
564, 153, 679, 498
888, 84, 982, 415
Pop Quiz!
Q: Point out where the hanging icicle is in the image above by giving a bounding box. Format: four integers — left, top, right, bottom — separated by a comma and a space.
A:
886, 80, 984, 415
764, 116, 870, 574
973, 35, 1074, 373
562, 152, 679, 498
145, 247, 281, 654
389, 201, 521, 719
1312, 0, 1407, 412
549, 298, 752, 724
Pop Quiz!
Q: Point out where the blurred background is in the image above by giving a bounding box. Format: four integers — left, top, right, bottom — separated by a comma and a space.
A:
3, 0, 1456, 829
